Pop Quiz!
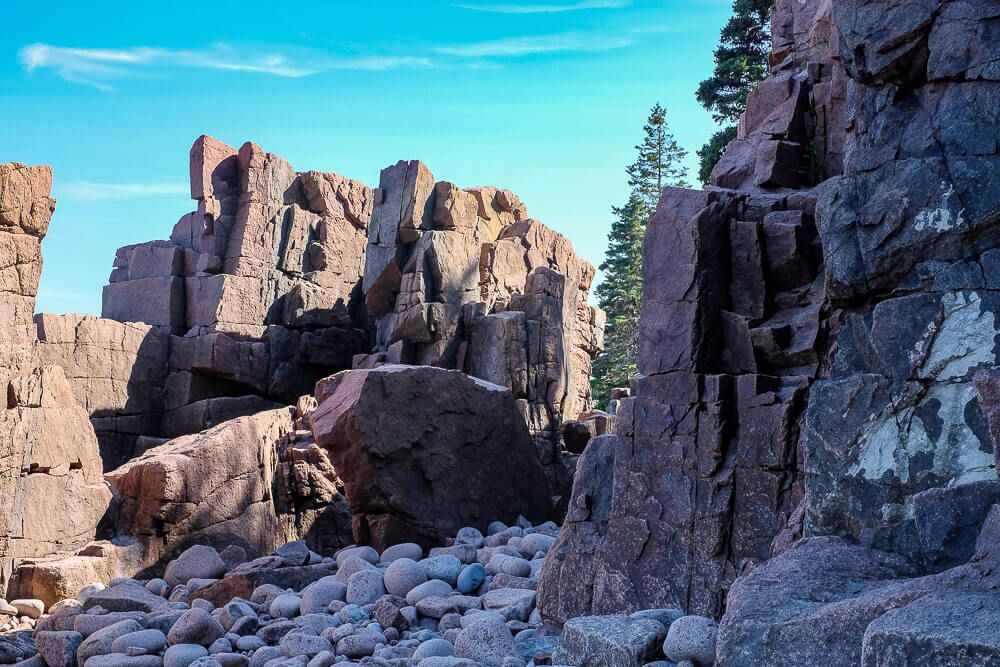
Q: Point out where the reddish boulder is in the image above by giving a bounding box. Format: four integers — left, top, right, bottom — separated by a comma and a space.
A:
310, 365, 554, 550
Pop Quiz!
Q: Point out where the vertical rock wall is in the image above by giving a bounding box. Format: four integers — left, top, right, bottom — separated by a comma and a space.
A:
0, 164, 110, 597
539, 0, 844, 621
804, 0, 1000, 565
541, 0, 1000, 636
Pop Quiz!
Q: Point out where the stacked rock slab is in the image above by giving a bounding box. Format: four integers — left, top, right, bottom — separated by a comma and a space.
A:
50, 136, 372, 466
360, 160, 604, 498
538, 0, 843, 622
0, 163, 110, 598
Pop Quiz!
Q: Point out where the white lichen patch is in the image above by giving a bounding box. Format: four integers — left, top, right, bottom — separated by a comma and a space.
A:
912, 291, 997, 381
850, 382, 995, 486
913, 182, 966, 232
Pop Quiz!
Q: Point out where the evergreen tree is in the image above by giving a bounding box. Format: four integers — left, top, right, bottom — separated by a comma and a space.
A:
591, 105, 689, 408
695, 0, 773, 182
626, 103, 689, 210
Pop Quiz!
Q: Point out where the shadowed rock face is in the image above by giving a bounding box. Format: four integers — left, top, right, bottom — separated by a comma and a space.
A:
538, 0, 842, 622
310, 365, 554, 551
804, 0, 1000, 559
717, 509, 1000, 667
540, 0, 1000, 635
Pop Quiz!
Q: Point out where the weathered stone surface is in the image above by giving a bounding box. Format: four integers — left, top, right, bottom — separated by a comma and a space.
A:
540, 186, 822, 620
0, 161, 55, 395
1, 366, 110, 597
716, 523, 1000, 667
91, 135, 370, 449
711, 0, 844, 190
359, 161, 603, 500
310, 365, 553, 550
802, 1, 1000, 563
552, 614, 667, 667
107, 407, 352, 574
34, 313, 170, 470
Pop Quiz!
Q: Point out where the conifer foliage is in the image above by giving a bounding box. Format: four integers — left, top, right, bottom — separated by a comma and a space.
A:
696, 0, 774, 182
591, 104, 688, 407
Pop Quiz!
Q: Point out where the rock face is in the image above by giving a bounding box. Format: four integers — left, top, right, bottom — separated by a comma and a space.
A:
310, 365, 554, 550
804, 0, 1000, 560
359, 161, 604, 498
34, 314, 170, 470
107, 406, 353, 572
717, 511, 1000, 666
541, 0, 1000, 633
0, 164, 110, 597
46, 135, 372, 467
711, 0, 845, 191
1, 368, 112, 595
47, 139, 602, 496
538, 0, 840, 618
0, 162, 55, 391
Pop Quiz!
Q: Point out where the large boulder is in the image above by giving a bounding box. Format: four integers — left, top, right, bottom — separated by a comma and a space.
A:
310, 365, 554, 550
106, 407, 353, 572
716, 511, 1000, 666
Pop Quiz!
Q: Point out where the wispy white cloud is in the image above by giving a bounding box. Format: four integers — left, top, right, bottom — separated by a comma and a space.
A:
455, 0, 629, 13
436, 32, 634, 57
60, 182, 189, 201
19, 43, 432, 91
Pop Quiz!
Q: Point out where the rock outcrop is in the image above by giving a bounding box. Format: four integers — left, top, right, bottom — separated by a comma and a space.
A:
1, 164, 110, 599
42, 139, 602, 495
539, 0, 841, 622
538, 1, 1000, 665
0, 162, 54, 391
713, 1, 1000, 657
310, 365, 554, 550
45, 136, 371, 467
804, 0, 1000, 561
34, 314, 170, 470
107, 406, 353, 572
359, 161, 604, 499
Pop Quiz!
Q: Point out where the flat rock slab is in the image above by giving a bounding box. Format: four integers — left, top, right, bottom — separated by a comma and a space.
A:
552, 614, 668, 667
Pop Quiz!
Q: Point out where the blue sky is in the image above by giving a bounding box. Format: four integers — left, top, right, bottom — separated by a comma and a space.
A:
2, 0, 732, 315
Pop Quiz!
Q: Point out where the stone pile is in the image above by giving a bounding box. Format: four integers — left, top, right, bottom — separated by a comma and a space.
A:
358, 161, 604, 499
1, 518, 614, 667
